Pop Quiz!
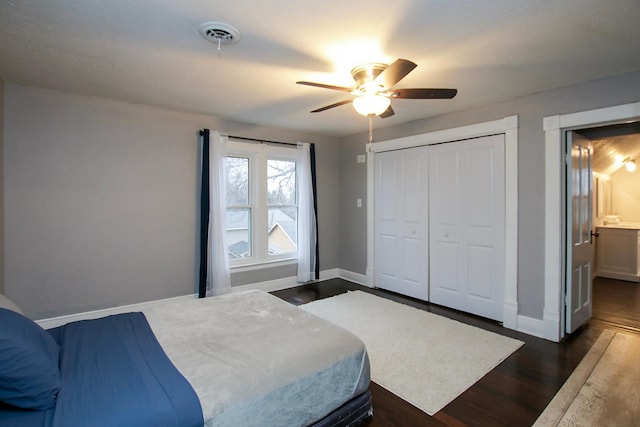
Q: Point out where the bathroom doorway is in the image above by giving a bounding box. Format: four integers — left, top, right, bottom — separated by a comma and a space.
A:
573, 122, 640, 331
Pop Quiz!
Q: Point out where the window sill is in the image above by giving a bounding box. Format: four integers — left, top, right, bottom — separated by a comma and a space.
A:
229, 257, 297, 273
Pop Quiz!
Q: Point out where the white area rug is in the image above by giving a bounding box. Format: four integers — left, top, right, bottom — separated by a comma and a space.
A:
301, 291, 523, 415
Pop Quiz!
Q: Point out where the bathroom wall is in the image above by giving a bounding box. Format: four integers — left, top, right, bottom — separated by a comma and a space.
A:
610, 167, 640, 222
594, 172, 612, 226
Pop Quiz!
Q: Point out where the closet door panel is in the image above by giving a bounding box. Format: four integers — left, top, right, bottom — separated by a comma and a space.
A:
402, 236, 423, 286
378, 234, 398, 281
374, 146, 429, 301
403, 156, 423, 223
429, 135, 505, 321
467, 244, 494, 301
468, 145, 495, 228
433, 240, 461, 293
430, 145, 464, 306
373, 134, 505, 320
432, 150, 461, 229
379, 157, 397, 221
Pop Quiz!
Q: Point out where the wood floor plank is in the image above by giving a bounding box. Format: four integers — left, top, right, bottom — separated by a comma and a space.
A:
533, 329, 616, 426
559, 332, 640, 426
272, 277, 640, 426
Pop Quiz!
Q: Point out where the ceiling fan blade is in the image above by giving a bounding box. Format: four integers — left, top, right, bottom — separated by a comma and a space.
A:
391, 88, 458, 99
374, 59, 417, 89
379, 105, 395, 118
310, 99, 353, 113
296, 81, 354, 92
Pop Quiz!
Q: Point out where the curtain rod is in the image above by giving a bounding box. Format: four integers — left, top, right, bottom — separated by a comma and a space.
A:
199, 130, 298, 147
228, 135, 299, 147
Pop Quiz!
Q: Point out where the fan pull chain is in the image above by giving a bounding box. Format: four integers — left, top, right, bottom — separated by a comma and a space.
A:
368, 115, 373, 144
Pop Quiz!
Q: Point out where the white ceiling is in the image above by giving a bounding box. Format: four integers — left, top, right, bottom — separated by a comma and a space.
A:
591, 133, 640, 176
582, 123, 640, 176
1, 0, 640, 137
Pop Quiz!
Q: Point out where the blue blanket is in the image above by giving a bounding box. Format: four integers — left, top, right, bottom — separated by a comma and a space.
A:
0, 313, 203, 427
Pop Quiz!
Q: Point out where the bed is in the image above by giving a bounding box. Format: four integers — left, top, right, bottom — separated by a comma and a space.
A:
0, 290, 372, 427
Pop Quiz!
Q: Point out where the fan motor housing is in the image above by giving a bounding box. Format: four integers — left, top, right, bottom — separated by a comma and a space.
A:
351, 63, 388, 88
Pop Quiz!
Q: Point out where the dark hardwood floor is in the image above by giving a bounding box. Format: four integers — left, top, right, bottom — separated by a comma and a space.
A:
592, 276, 640, 333
272, 277, 640, 426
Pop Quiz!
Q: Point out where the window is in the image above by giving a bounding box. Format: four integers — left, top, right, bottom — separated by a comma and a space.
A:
225, 140, 298, 266
267, 159, 297, 256
226, 156, 252, 259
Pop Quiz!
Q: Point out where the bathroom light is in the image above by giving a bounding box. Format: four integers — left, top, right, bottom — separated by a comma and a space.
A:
625, 158, 636, 172
353, 93, 391, 116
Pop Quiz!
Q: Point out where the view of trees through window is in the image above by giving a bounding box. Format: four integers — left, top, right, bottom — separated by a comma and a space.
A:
225, 156, 251, 259
224, 154, 297, 262
267, 159, 297, 255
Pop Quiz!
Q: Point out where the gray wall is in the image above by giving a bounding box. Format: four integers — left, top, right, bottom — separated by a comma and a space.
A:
0, 77, 4, 294
338, 134, 368, 274
4, 83, 339, 318
338, 70, 640, 320
7, 70, 640, 322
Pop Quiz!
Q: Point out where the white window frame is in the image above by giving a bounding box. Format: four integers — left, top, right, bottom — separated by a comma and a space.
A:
226, 139, 299, 269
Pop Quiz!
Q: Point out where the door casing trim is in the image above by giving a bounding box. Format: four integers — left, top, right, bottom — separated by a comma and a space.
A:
544, 101, 640, 342
366, 115, 519, 330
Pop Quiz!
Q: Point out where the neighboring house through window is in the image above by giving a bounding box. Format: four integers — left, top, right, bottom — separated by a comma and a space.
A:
225, 139, 298, 266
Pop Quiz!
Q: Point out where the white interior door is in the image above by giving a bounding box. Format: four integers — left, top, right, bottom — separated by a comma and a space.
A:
429, 135, 505, 321
374, 146, 429, 300
565, 131, 593, 333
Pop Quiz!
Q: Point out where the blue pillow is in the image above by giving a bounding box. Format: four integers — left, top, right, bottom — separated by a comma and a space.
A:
0, 308, 61, 410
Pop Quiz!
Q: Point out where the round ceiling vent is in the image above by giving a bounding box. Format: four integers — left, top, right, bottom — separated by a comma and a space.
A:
198, 21, 241, 45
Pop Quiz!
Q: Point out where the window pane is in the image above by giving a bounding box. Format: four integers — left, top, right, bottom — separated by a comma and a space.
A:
227, 208, 251, 259
267, 207, 297, 255
267, 160, 296, 205
226, 157, 249, 206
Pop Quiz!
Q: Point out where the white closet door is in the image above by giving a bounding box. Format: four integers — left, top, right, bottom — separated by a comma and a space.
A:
374, 146, 429, 300
429, 134, 505, 320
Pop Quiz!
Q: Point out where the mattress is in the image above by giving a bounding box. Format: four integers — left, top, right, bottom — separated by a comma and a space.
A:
143, 290, 370, 427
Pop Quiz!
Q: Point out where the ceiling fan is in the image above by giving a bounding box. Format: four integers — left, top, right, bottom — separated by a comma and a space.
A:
296, 58, 457, 118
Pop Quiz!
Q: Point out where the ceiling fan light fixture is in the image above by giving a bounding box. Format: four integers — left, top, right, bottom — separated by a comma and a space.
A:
297, 58, 456, 117
625, 158, 636, 172
353, 93, 390, 116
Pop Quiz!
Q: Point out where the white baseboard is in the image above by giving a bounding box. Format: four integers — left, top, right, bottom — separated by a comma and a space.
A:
231, 276, 298, 294
595, 270, 640, 283
337, 269, 371, 287
543, 309, 562, 342
36, 268, 341, 329
503, 299, 519, 331
516, 315, 545, 338
36, 293, 198, 330
338, 269, 548, 340
320, 268, 340, 280
38, 269, 547, 341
